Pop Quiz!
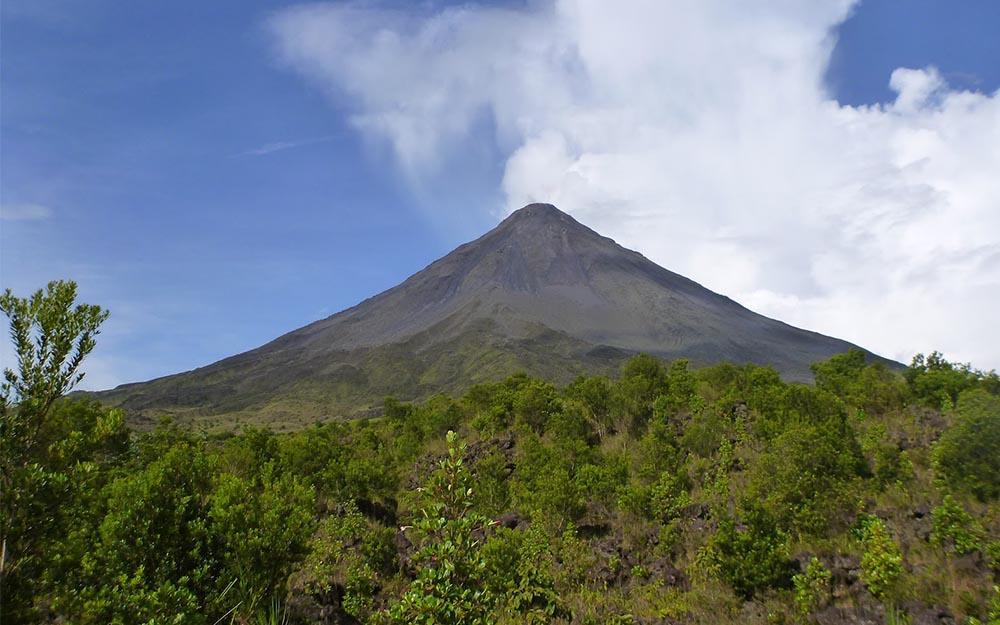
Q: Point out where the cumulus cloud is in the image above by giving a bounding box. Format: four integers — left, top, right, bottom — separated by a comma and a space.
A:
268, 0, 1000, 369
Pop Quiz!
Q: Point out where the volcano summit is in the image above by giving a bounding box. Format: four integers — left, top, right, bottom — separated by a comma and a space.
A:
97, 203, 890, 427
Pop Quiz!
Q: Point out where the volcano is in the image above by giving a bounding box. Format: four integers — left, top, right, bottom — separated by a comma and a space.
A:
97, 203, 891, 428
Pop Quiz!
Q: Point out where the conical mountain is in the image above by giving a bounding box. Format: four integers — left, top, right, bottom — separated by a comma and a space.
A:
98, 203, 892, 428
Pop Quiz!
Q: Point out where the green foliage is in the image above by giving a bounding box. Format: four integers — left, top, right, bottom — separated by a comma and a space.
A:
565, 375, 613, 439
697, 503, 793, 599
481, 526, 566, 623
4, 286, 997, 625
613, 354, 668, 435
932, 389, 1000, 501
0, 282, 113, 622
792, 556, 832, 615
382, 431, 495, 624
467, 374, 528, 436
856, 516, 903, 602
209, 469, 316, 610
812, 348, 906, 415
860, 422, 911, 487
80, 440, 217, 623
987, 540, 1000, 572
470, 449, 512, 517
930, 495, 984, 556
906, 352, 999, 409
619, 469, 690, 526
510, 433, 590, 527
299, 502, 396, 620
748, 418, 863, 537
511, 378, 562, 434
0, 280, 109, 419
574, 459, 627, 510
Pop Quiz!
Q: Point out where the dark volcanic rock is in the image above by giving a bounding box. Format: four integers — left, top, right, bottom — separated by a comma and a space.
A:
93, 203, 897, 425
285, 573, 360, 625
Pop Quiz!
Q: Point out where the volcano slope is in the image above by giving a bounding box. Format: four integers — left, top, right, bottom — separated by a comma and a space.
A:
95, 203, 894, 428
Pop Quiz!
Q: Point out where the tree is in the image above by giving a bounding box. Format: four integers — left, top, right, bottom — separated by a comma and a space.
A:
1, 280, 108, 423
857, 516, 903, 602
383, 431, 496, 624
613, 354, 668, 435
1, 281, 109, 621
906, 352, 999, 409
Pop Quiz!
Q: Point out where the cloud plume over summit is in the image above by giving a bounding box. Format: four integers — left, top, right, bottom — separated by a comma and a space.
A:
268, 0, 1000, 369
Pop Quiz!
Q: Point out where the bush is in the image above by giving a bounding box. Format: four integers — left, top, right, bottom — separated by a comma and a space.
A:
860, 422, 911, 487
906, 352, 999, 409
697, 503, 794, 599
856, 516, 903, 601
209, 468, 316, 611
298, 502, 397, 620
81, 442, 217, 623
565, 375, 614, 439
381, 431, 495, 624
749, 421, 863, 537
481, 526, 566, 623
793, 556, 832, 615
933, 389, 1000, 501
930, 495, 983, 556
812, 349, 906, 415
612, 354, 668, 435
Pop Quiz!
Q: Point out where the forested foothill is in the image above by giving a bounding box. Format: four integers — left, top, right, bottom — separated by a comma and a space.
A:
2, 282, 998, 624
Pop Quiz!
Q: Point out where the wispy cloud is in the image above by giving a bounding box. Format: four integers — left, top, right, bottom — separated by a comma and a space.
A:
269, 0, 1000, 370
236, 134, 338, 157
0, 203, 53, 221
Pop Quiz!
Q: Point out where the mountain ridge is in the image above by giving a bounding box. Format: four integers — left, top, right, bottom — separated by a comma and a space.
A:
95, 203, 897, 429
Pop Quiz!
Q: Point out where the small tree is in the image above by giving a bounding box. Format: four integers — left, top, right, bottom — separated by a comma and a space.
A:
929, 495, 983, 555
793, 557, 832, 615
382, 431, 495, 624
1, 280, 108, 451
857, 516, 903, 602
0, 280, 109, 620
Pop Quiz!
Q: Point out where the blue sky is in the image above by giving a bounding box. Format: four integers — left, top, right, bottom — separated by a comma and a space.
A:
2, 0, 999, 388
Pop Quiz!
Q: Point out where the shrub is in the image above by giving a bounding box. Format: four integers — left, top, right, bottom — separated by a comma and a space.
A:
381, 431, 496, 624
697, 503, 794, 599
481, 526, 566, 623
932, 389, 1000, 501
929, 495, 983, 556
80, 442, 218, 623
812, 349, 906, 415
856, 516, 903, 601
793, 557, 832, 615
209, 468, 316, 612
564, 375, 614, 439
299, 502, 396, 620
906, 352, 999, 409
511, 434, 586, 527
613, 354, 668, 435
749, 422, 863, 537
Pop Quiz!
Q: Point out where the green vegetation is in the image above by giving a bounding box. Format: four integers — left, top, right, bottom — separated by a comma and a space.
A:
2, 282, 999, 624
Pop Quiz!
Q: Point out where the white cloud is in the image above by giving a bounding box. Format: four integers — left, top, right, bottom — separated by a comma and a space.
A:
268, 0, 1000, 370
1, 203, 53, 221
237, 134, 338, 157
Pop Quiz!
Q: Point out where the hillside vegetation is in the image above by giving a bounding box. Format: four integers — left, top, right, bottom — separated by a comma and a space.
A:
2, 282, 999, 625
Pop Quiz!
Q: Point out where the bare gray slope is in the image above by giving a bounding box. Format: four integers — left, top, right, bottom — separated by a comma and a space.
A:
276, 203, 868, 371
96, 203, 893, 426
